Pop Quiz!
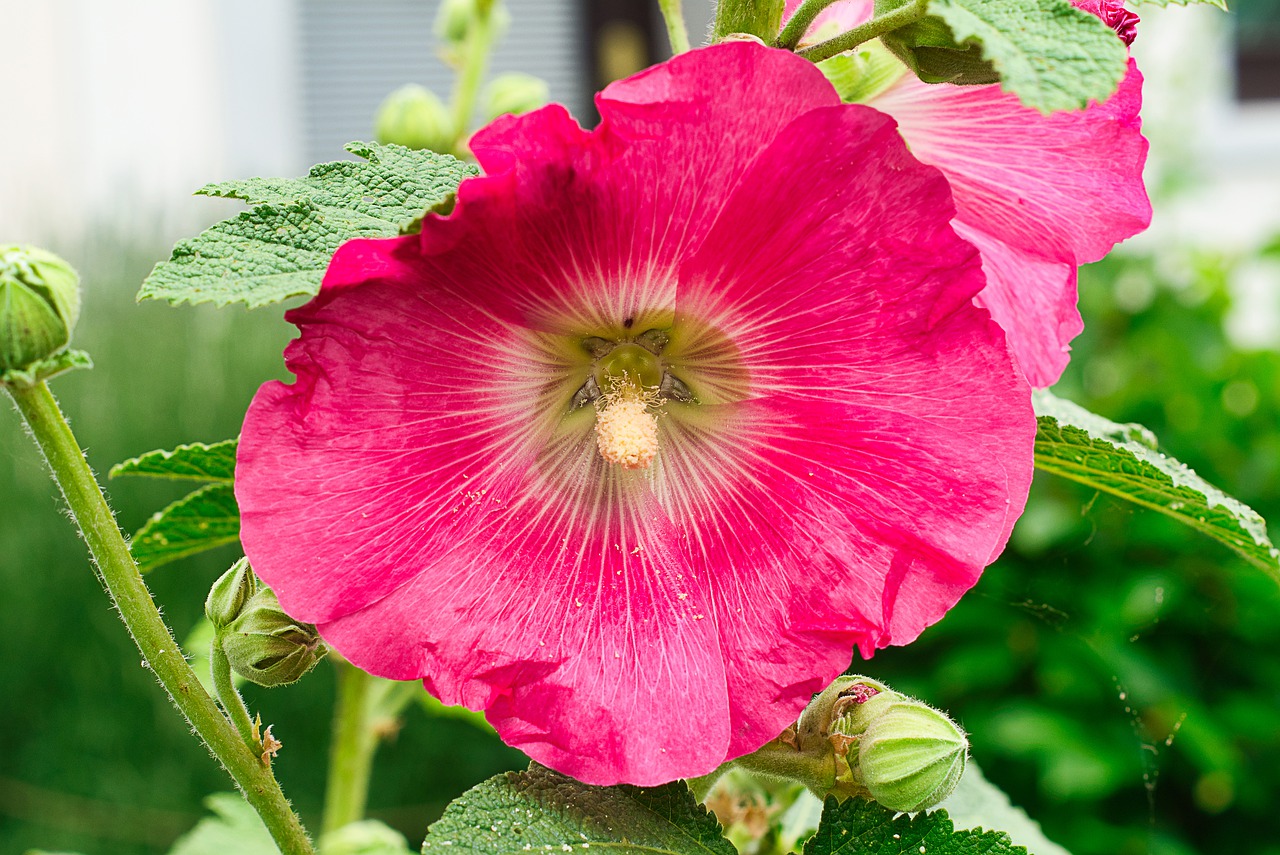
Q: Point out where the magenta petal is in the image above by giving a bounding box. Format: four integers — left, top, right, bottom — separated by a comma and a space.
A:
868, 62, 1150, 265
865, 62, 1149, 386
678, 103, 1034, 755
959, 223, 1082, 388
237, 235, 553, 623
468, 41, 839, 273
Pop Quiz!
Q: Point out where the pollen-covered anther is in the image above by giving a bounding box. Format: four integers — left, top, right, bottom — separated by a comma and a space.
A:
594, 384, 660, 470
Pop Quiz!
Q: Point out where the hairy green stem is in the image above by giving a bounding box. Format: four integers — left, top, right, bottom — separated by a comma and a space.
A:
6, 381, 315, 855
796, 0, 928, 62
322, 661, 383, 834
211, 641, 257, 748
449, 1, 497, 154
713, 0, 785, 41
687, 761, 736, 803
658, 0, 693, 53
731, 744, 836, 795
775, 0, 841, 49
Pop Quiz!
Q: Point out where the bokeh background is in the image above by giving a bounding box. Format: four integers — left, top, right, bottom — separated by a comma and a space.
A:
2, 2, 1279, 854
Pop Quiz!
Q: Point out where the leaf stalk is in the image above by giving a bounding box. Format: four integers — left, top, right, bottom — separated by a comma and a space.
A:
658, 0, 693, 53
796, 0, 929, 63
776, 0, 844, 49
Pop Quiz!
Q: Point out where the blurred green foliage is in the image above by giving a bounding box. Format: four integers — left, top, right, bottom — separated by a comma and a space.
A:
2, 230, 1278, 855
873, 246, 1280, 855
0, 233, 523, 855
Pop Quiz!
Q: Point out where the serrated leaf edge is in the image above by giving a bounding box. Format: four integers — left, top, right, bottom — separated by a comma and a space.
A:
110, 439, 239, 482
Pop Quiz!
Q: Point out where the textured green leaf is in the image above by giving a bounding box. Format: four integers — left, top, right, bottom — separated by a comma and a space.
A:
937, 765, 1069, 855
1034, 390, 1280, 581
168, 793, 278, 855
804, 797, 1025, 855
140, 142, 477, 308
320, 820, 415, 855
926, 0, 1130, 112
111, 439, 238, 482
130, 483, 240, 572
420, 765, 736, 855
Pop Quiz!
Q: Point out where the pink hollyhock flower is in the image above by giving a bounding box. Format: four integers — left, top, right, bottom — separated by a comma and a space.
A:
783, 0, 1151, 387
236, 41, 1034, 786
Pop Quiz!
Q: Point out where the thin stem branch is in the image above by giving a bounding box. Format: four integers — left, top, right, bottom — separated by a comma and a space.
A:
796, 0, 928, 63
776, 0, 841, 50
322, 661, 381, 834
657, 0, 692, 53
6, 381, 315, 855
211, 641, 257, 748
731, 744, 836, 794
449, 2, 497, 155
687, 761, 735, 803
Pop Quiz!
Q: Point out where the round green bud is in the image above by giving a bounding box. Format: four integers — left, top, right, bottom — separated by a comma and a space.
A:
0, 245, 81, 373
221, 588, 326, 687
375, 85, 455, 154
483, 73, 550, 122
856, 699, 967, 812
205, 558, 258, 630
434, 0, 477, 44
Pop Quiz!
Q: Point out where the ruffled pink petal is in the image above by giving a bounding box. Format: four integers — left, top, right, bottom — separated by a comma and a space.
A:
467, 40, 838, 275
863, 62, 1148, 385
958, 222, 1082, 388
868, 61, 1149, 265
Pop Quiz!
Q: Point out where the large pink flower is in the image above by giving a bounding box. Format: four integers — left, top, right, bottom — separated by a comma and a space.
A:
783, 0, 1151, 387
236, 42, 1034, 786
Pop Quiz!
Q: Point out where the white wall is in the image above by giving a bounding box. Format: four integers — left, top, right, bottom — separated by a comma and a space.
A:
0, 0, 302, 245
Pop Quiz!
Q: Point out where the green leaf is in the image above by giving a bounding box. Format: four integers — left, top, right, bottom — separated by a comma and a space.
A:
130, 482, 240, 572
925, 0, 1130, 112
804, 797, 1025, 855
1033, 390, 1280, 582
168, 793, 278, 855
937, 764, 1069, 855
140, 142, 477, 308
320, 820, 415, 855
111, 439, 238, 482
420, 765, 737, 855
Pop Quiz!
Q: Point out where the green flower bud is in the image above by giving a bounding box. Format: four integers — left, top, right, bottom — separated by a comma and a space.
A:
375, 85, 455, 154
797, 674, 896, 749
434, 0, 477, 44
483, 73, 549, 122
221, 588, 325, 687
855, 699, 968, 812
874, 0, 999, 85
0, 245, 81, 374
205, 558, 258, 630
